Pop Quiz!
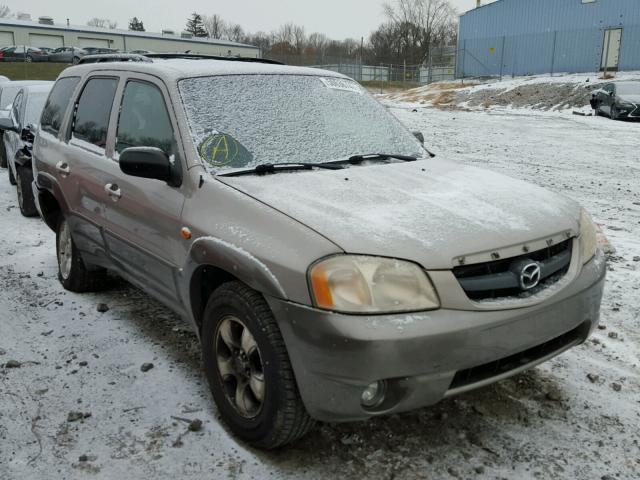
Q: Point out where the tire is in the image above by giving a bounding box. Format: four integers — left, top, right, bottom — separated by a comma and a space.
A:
201, 281, 314, 449
72, 56, 80, 65
8, 164, 16, 185
15, 165, 38, 217
611, 106, 619, 120
25, 55, 33, 63
0, 141, 6, 168
56, 215, 107, 292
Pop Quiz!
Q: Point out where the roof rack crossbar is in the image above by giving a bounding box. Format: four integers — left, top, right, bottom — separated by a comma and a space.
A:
143, 53, 283, 65
78, 53, 152, 64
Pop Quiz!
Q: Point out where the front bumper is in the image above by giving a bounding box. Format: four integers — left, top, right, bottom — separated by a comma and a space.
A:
267, 250, 606, 422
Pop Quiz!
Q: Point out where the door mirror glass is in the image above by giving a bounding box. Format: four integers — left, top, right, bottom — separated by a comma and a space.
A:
119, 147, 172, 183
21, 123, 35, 142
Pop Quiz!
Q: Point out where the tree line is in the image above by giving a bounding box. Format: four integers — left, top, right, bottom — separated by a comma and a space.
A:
183, 0, 457, 66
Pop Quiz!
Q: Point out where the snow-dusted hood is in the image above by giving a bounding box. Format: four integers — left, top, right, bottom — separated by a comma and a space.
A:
219, 160, 581, 269
618, 94, 640, 104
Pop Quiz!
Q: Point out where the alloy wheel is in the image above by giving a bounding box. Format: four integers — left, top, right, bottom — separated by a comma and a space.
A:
215, 316, 265, 419
57, 220, 73, 280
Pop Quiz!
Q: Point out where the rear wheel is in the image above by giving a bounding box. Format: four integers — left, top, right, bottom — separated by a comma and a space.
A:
201, 281, 314, 449
56, 216, 107, 292
25, 55, 33, 63
15, 165, 38, 217
72, 56, 80, 65
0, 141, 6, 168
8, 164, 16, 185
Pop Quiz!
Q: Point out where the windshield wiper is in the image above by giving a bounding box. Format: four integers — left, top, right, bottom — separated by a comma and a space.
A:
346, 153, 419, 164
218, 162, 345, 177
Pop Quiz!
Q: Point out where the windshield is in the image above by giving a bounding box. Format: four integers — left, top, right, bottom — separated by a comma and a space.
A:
617, 83, 640, 96
0, 86, 20, 110
25, 91, 49, 125
179, 75, 424, 172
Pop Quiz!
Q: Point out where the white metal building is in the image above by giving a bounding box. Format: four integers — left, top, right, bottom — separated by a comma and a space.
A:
0, 17, 260, 57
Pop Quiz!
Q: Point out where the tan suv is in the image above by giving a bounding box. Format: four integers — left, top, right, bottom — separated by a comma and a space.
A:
32, 55, 606, 449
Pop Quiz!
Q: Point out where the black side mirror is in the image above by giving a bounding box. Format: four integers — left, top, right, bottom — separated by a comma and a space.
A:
0, 115, 19, 133
412, 131, 425, 145
21, 124, 35, 142
120, 147, 178, 185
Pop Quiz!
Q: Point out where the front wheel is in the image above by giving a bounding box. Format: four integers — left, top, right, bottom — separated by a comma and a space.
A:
201, 281, 314, 449
56, 216, 107, 292
72, 56, 80, 65
16, 165, 38, 217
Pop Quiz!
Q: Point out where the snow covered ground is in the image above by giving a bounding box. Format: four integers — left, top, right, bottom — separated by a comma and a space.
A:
1, 101, 639, 479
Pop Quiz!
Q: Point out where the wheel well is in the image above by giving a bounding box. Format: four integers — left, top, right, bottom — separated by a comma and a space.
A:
190, 265, 236, 332
38, 190, 61, 231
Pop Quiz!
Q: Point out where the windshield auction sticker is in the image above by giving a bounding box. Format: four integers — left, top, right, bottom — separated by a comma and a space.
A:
198, 133, 253, 168
319, 77, 363, 94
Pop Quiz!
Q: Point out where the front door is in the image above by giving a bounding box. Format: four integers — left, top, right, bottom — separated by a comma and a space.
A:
101, 75, 187, 308
601, 28, 622, 71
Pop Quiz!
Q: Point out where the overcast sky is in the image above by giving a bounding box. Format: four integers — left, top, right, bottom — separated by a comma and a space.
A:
5, 0, 497, 40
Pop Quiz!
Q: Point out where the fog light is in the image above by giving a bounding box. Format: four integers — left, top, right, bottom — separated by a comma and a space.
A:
361, 381, 386, 408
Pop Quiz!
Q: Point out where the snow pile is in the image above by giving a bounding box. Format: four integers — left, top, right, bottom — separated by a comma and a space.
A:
384, 71, 640, 113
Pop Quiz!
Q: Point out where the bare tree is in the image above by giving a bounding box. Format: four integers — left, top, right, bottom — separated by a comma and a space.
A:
382, 0, 456, 63
292, 24, 306, 55
87, 17, 118, 29
0, 4, 11, 18
203, 14, 226, 39
225, 23, 245, 43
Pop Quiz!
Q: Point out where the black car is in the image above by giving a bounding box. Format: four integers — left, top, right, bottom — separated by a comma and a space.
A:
0, 83, 53, 215
594, 81, 640, 120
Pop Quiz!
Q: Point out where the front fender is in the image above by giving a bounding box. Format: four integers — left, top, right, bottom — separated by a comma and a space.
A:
184, 236, 288, 300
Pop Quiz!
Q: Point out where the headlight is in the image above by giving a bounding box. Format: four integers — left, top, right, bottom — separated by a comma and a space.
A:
579, 208, 598, 264
309, 255, 440, 313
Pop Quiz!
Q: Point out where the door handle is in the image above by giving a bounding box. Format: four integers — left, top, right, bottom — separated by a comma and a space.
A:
104, 183, 122, 201
56, 161, 70, 176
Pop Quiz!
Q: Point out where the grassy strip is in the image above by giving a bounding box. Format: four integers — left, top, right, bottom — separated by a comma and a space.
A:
0, 63, 69, 81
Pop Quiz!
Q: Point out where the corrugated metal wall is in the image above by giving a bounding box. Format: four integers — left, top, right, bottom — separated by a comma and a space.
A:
457, 0, 640, 76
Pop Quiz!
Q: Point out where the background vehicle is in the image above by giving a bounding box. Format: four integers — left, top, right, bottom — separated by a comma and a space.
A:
82, 47, 119, 56
33, 57, 605, 449
47, 47, 88, 64
0, 46, 48, 62
0, 81, 50, 168
0, 83, 52, 215
594, 81, 640, 120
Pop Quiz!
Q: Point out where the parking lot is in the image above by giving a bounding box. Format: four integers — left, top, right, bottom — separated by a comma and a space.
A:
1, 102, 638, 479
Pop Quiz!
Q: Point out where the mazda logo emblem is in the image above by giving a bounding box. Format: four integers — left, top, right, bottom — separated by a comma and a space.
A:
520, 263, 542, 290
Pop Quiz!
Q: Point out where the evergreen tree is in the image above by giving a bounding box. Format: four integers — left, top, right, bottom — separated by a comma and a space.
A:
128, 17, 145, 32
185, 13, 208, 37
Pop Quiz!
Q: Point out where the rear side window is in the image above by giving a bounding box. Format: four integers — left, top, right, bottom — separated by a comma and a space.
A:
41, 77, 80, 136
72, 77, 118, 149
116, 81, 175, 155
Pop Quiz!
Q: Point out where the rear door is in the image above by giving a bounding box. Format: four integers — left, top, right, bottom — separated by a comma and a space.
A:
62, 75, 120, 266
101, 75, 187, 306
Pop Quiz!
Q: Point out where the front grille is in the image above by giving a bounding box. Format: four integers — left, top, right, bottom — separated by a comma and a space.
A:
453, 239, 573, 301
448, 322, 586, 392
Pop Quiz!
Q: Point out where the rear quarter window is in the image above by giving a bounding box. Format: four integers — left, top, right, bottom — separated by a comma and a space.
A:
71, 77, 118, 149
41, 77, 80, 136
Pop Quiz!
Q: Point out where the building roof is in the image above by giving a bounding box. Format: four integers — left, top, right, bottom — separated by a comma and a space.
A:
0, 17, 258, 50
60, 58, 346, 83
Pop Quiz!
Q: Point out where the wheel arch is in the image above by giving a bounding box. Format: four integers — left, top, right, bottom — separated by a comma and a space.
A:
186, 237, 288, 332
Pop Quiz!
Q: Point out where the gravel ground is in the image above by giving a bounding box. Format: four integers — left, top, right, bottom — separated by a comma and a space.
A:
1, 104, 639, 480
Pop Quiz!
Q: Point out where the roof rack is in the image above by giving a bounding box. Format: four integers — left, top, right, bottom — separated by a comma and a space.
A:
78, 53, 152, 64
144, 53, 283, 65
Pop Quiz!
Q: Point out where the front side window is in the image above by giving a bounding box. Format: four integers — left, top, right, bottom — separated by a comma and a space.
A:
72, 77, 118, 149
178, 75, 423, 173
116, 81, 175, 156
41, 77, 80, 135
